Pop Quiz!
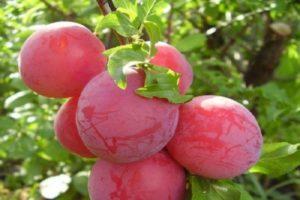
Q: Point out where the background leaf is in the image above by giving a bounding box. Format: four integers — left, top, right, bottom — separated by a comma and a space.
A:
249, 142, 300, 177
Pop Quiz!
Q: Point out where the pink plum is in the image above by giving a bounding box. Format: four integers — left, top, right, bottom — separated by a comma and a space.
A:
167, 95, 263, 179
88, 151, 186, 200
150, 42, 193, 94
19, 21, 106, 98
76, 71, 179, 163
54, 97, 95, 158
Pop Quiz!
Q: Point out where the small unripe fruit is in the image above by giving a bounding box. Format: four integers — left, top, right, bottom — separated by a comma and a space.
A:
54, 97, 95, 158
88, 151, 186, 200
150, 42, 193, 94
19, 21, 106, 98
167, 95, 263, 179
77, 71, 179, 163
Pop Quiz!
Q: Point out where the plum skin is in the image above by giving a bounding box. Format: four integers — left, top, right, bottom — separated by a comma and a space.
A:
76, 71, 179, 163
167, 95, 263, 179
19, 21, 106, 98
150, 42, 193, 94
54, 97, 95, 158
88, 151, 186, 200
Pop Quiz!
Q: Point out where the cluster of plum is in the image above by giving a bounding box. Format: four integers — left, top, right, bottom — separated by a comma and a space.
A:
19, 21, 263, 200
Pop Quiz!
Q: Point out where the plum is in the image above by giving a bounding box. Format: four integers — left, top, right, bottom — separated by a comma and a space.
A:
76, 71, 179, 163
54, 97, 95, 158
19, 21, 106, 98
88, 151, 186, 200
150, 42, 193, 94
167, 95, 263, 179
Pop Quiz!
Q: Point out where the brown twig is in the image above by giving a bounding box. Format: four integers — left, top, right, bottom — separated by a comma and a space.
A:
107, 0, 117, 11
96, 0, 108, 15
96, 0, 126, 45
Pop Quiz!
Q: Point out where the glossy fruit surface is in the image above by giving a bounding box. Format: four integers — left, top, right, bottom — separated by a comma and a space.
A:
89, 151, 186, 200
167, 95, 263, 179
77, 71, 179, 163
19, 21, 106, 98
54, 97, 95, 157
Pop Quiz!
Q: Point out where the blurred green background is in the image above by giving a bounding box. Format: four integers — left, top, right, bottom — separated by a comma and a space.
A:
0, 0, 300, 199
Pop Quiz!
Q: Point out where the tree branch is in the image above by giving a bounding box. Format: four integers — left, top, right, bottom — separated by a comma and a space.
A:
96, 0, 108, 15
96, 0, 126, 45
244, 22, 292, 86
107, 0, 117, 11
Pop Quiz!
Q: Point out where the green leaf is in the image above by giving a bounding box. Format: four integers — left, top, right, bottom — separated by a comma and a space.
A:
136, 65, 193, 104
97, 11, 138, 37
136, 0, 160, 27
175, 33, 206, 52
249, 142, 300, 177
144, 21, 161, 56
107, 46, 148, 89
189, 176, 253, 200
7, 135, 37, 159
275, 43, 300, 79
0, 116, 15, 132
72, 171, 89, 197
103, 44, 134, 56
23, 158, 42, 185
38, 140, 69, 162
4, 91, 34, 109
114, 0, 137, 21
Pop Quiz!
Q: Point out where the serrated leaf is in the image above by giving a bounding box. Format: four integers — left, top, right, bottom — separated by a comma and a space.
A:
140, 0, 159, 18
144, 21, 161, 56
136, 65, 193, 104
103, 44, 134, 56
114, 0, 137, 21
136, 0, 160, 27
107, 47, 148, 89
189, 176, 253, 200
175, 33, 206, 52
249, 142, 300, 177
97, 11, 138, 37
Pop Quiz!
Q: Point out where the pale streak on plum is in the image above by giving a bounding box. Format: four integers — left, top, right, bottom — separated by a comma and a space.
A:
19, 21, 106, 98
88, 151, 186, 200
167, 95, 263, 179
54, 97, 95, 158
76, 71, 179, 163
